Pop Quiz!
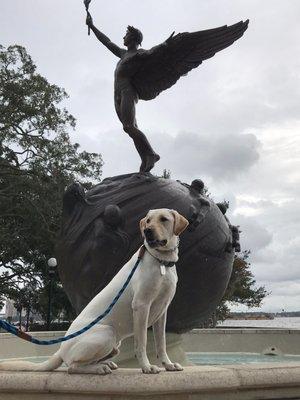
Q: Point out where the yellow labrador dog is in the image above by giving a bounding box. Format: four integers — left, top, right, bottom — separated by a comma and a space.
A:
0, 209, 188, 374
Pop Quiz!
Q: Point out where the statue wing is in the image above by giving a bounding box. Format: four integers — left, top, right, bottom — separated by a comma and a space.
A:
131, 20, 249, 101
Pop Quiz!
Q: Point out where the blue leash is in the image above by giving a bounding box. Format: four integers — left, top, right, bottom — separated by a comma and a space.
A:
0, 247, 145, 345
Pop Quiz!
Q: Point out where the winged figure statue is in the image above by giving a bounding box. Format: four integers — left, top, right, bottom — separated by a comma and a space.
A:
86, 14, 249, 172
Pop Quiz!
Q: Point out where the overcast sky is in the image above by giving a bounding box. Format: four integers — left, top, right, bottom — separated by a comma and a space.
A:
1, 0, 300, 312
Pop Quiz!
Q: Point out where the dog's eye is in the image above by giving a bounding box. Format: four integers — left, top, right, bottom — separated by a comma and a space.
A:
160, 217, 168, 222
146, 218, 150, 224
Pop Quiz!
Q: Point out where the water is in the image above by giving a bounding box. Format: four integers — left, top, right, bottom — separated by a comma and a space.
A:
4, 354, 300, 367
187, 352, 300, 365
218, 317, 300, 329
2, 350, 300, 368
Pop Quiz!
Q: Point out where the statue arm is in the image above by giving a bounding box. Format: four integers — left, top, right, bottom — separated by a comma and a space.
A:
89, 24, 125, 58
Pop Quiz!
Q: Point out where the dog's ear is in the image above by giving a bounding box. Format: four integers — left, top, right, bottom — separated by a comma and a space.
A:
171, 210, 189, 236
139, 217, 147, 237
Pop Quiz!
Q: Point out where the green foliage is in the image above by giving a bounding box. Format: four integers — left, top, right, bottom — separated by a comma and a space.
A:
201, 251, 268, 328
33, 279, 76, 323
9, 281, 39, 329
0, 45, 103, 321
216, 250, 268, 322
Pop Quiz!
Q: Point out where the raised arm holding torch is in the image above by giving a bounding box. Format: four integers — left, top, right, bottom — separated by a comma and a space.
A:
84, 0, 92, 35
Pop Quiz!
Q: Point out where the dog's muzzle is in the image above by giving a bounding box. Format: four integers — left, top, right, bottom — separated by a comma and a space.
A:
144, 228, 167, 248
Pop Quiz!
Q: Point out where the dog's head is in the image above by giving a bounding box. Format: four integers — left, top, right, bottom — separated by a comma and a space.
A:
140, 209, 189, 249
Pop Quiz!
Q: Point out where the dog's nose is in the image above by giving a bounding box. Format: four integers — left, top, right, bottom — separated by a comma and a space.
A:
144, 228, 154, 240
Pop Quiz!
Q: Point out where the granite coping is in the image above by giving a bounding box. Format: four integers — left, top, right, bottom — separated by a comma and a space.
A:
0, 331, 66, 339
1, 329, 300, 338
0, 363, 300, 398
190, 328, 300, 334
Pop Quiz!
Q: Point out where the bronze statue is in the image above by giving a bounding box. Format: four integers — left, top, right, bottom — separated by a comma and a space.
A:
86, 12, 249, 172
57, 174, 240, 333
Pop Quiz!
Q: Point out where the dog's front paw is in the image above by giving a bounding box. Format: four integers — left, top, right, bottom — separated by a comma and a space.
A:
163, 362, 183, 372
142, 364, 161, 374
96, 364, 112, 375
103, 361, 118, 370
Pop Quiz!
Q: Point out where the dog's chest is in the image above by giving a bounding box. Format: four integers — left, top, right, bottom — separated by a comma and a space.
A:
133, 261, 177, 298
160, 267, 177, 287
151, 263, 177, 285
150, 266, 178, 300
146, 268, 177, 323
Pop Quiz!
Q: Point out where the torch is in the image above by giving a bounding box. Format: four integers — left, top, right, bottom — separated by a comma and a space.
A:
84, 0, 92, 35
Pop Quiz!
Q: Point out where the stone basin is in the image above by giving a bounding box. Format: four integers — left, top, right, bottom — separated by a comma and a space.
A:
1, 330, 300, 399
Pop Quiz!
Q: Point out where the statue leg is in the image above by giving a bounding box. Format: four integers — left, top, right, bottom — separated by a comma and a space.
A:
119, 90, 160, 173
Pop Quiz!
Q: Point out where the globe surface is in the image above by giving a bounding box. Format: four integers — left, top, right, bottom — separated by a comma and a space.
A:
56, 173, 235, 333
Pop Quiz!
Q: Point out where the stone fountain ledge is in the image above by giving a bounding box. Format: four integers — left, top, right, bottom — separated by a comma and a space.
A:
1, 364, 300, 400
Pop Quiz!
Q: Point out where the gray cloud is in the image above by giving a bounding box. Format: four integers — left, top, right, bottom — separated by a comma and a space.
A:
233, 215, 273, 254
237, 199, 276, 210
81, 128, 261, 181
154, 131, 261, 181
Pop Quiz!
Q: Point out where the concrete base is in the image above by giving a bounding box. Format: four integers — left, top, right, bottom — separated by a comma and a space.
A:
184, 329, 300, 355
1, 330, 300, 399
1, 364, 300, 400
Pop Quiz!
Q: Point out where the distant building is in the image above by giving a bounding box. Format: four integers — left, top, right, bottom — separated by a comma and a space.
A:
4, 299, 25, 321
3, 299, 42, 324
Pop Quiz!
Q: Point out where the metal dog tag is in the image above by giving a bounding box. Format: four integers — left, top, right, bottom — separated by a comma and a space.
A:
160, 265, 166, 276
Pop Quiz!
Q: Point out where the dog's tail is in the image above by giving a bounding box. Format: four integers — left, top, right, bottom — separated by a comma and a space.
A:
0, 352, 63, 371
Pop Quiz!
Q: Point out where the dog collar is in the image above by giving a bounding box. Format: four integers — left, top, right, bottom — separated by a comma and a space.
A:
142, 245, 177, 268
157, 259, 176, 268
138, 245, 147, 259
153, 237, 179, 267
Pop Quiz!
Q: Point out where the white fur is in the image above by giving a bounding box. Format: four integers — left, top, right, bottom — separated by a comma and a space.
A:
0, 209, 188, 374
